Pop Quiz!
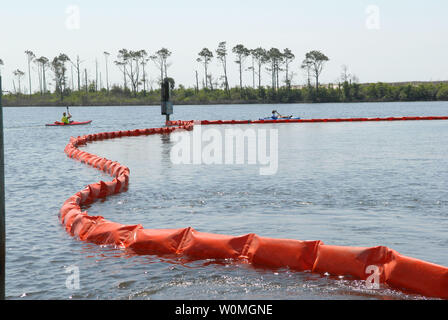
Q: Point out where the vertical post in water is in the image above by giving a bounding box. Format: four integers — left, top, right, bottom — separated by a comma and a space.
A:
161, 78, 173, 125
0, 75, 5, 300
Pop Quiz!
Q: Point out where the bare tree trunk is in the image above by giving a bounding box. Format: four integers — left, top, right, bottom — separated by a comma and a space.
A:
105, 57, 109, 93
71, 65, 74, 91
84, 68, 88, 93
276, 66, 279, 91
142, 62, 147, 95
307, 68, 311, 88
42, 65, 47, 94
195, 70, 199, 93
160, 65, 164, 88
208, 75, 214, 90
223, 60, 229, 93
75, 56, 82, 91
123, 67, 127, 90
27, 59, 32, 96
37, 63, 42, 94
252, 57, 255, 88
95, 59, 98, 92
204, 63, 208, 89
239, 62, 242, 90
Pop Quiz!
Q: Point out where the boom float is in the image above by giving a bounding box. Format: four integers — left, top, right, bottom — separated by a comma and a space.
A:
166, 115, 448, 126
60, 120, 448, 299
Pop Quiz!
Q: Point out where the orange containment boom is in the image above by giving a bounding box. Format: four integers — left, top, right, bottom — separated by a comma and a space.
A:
166, 116, 448, 126
60, 122, 448, 299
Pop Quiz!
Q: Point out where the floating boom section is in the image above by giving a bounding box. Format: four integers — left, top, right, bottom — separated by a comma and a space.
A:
60, 122, 448, 299
166, 116, 448, 127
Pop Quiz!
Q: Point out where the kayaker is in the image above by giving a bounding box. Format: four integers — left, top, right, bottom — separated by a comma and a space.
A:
272, 110, 281, 119
61, 111, 72, 124
272, 110, 292, 120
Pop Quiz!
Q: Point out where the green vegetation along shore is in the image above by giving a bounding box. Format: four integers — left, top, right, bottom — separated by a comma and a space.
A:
3, 81, 448, 107
3, 46, 448, 107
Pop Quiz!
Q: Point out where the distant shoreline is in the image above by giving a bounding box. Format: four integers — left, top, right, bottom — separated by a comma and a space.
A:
3, 81, 448, 107
2, 100, 447, 108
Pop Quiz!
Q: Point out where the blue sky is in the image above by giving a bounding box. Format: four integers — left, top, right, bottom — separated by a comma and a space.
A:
1, 0, 447, 92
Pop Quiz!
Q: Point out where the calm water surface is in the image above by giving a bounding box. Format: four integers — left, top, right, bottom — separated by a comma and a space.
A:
4, 102, 448, 299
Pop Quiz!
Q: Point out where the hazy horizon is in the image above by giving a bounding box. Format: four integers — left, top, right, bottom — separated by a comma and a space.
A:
1, 0, 447, 93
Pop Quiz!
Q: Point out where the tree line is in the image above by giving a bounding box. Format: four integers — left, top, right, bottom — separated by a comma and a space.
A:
0, 45, 332, 99
195, 44, 328, 94
1, 45, 448, 106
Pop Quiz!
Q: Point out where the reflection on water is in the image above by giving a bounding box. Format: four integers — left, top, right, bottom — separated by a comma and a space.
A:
160, 133, 174, 170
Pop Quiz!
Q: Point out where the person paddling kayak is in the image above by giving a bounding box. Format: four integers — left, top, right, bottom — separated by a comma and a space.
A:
271, 110, 292, 120
61, 107, 72, 124
46, 107, 92, 126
